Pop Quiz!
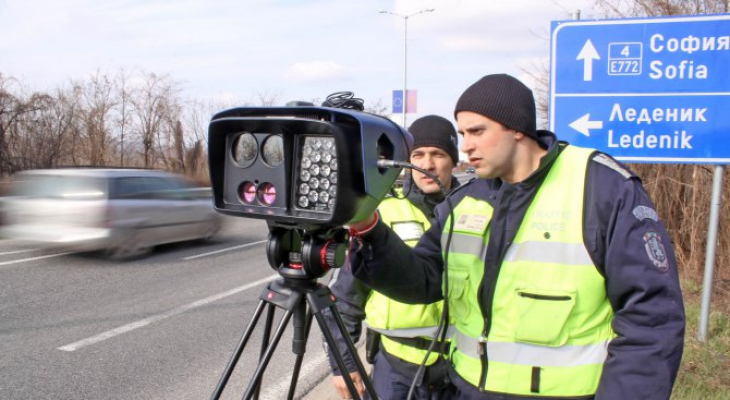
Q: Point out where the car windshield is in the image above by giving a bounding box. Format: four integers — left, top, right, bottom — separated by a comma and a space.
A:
10, 174, 108, 200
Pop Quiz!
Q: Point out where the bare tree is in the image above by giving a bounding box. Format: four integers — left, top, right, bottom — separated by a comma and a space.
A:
130, 72, 181, 169
595, 0, 729, 17
0, 74, 21, 175
172, 120, 185, 173
182, 98, 239, 182
255, 91, 281, 106
114, 68, 135, 167
75, 71, 117, 166
365, 98, 390, 116
24, 87, 80, 169
0, 75, 52, 175
185, 139, 205, 182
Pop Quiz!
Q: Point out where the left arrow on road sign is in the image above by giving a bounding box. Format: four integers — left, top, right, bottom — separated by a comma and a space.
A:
569, 113, 604, 137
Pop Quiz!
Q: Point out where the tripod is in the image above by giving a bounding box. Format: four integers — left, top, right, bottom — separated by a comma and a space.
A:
210, 276, 377, 400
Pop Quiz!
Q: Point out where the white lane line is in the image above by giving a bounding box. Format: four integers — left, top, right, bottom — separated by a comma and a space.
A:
57, 274, 279, 352
262, 353, 330, 400
182, 240, 267, 260
0, 252, 75, 268
0, 248, 39, 256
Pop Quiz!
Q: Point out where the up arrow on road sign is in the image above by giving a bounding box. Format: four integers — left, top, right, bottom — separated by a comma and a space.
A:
576, 39, 600, 81
569, 113, 603, 137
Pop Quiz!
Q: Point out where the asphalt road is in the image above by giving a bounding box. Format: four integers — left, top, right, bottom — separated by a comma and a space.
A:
0, 216, 335, 400
0, 173, 476, 400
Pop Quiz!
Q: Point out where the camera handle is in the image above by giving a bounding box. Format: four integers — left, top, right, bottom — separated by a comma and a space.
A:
210, 277, 377, 400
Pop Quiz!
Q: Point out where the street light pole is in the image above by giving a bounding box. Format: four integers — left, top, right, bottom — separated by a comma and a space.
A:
379, 8, 434, 127
403, 15, 408, 127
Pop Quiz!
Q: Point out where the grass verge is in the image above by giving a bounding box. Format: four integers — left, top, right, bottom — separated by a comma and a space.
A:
672, 279, 730, 399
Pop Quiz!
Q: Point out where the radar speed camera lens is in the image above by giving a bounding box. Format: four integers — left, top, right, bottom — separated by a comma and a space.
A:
231, 132, 258, 168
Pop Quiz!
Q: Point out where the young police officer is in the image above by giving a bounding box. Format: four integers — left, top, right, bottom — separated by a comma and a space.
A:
347, 74, 685, 400
324, 115, 461, 400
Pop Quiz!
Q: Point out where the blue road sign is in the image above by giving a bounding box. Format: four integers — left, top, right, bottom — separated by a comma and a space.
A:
549, 14, 730, 164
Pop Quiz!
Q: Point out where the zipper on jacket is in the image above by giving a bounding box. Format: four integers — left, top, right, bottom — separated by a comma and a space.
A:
479, 242, 506, 392
478, 334, 488, 390
518, 292, 572, 301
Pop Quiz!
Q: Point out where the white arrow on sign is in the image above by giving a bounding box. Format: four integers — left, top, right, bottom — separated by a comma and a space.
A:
576, 39, 600, 81
569, 113, 604, 137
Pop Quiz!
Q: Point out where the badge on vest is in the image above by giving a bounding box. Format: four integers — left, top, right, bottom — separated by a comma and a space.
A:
454, 213, 489, 234
391, 221, 425, 242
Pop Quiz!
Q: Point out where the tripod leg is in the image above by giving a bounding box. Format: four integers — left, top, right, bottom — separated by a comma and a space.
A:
253, 303, 277, 400
286, 302, 311, 400
211, 299, 268, 400
242, 308, 294, 400
330, 307, 379, 398
314, 307, 376, 400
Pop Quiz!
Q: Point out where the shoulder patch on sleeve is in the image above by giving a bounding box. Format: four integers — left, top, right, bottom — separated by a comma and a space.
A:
633, 205, 658, 222
591, 153, 634, 179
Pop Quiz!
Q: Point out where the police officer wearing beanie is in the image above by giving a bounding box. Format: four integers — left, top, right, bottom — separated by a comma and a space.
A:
323, 115, 461, 400
347, 74, 685, 400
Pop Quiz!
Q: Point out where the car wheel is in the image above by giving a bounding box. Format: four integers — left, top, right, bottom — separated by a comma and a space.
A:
106, 230, 152, 260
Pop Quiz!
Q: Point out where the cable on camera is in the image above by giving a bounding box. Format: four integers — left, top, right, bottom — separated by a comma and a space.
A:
321, 91, 365, 111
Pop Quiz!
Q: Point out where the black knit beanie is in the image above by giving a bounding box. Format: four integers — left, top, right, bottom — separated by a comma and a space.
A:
408, 115, 460, 164
454, 74, 537, 139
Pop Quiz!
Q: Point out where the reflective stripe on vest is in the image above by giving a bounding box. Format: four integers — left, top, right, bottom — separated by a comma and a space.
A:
443, 145, 615, 397
367, 325, 441, 339
442, 232, 487, 258
453, 330, 609, 366
364, 195, 445, 366
504, 241, 594, 266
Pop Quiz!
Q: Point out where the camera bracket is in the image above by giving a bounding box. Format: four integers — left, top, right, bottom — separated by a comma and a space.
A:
266, 226, 349, 280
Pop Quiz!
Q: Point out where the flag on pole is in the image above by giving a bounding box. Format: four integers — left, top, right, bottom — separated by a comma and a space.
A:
392, 90, 403, 113
392, 90, 418, 113
406, 90, 417, 113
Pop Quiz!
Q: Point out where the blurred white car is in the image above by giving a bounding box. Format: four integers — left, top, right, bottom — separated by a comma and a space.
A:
0, 168, 222, 259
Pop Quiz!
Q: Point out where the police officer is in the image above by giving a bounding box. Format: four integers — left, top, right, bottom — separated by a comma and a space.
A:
346, 74, 685, 400
323, 115, 461, 400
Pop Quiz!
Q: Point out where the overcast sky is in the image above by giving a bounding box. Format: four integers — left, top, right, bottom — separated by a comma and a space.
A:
0, 0, 597, 123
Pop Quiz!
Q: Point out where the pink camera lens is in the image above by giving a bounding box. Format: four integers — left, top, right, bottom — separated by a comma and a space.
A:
240, 181, 256, 204
258, 182, 277, 206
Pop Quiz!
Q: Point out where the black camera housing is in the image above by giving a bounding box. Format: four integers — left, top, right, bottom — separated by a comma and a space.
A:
208, 106, 412, 231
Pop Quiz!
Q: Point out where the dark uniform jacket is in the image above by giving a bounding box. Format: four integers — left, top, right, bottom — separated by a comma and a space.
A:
322, 175, 460, 377
349, 130, 685, 400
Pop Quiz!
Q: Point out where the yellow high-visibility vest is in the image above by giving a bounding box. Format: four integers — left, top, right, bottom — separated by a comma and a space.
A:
365, 194, 445, 366
444, 145, 615, 397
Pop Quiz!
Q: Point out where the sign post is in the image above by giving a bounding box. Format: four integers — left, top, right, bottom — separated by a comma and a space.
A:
550, 14, 730, 341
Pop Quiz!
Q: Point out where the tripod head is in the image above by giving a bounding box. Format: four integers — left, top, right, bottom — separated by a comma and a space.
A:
266, 225, 349, 280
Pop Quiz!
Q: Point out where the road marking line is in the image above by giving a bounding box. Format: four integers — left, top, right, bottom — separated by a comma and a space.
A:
263, 353, 330, 399
57, 274, 279, 352
0, 248, 39, 256
182, 240, 267, 260
0, 252, 75, 268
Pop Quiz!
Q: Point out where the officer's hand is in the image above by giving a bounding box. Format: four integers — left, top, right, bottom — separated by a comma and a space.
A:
331, 372, 364, 399
348, 213, 377, 234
